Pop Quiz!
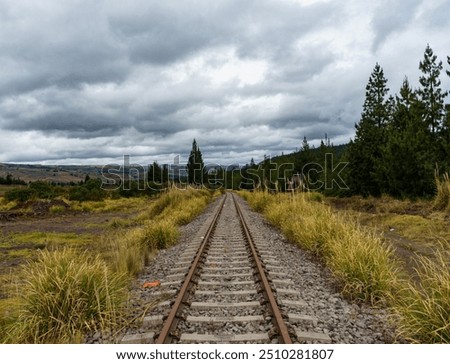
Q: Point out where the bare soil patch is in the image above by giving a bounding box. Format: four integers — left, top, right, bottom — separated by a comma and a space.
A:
0, 209, 134, 235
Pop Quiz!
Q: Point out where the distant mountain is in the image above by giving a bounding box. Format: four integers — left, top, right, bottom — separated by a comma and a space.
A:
0, 163, 102, 184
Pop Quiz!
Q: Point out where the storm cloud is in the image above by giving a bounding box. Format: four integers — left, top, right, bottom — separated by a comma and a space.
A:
1, 0, 449, 165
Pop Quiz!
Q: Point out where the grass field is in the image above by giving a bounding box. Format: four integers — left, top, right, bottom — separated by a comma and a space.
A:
327, 195, 450, 276
240, 191, 450, 343
0, 188, 216, 343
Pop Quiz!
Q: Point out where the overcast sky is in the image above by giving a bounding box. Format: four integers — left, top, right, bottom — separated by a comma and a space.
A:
1, 0, 449, 166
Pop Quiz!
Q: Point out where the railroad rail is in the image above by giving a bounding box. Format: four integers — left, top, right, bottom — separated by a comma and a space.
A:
120, 192, 331, 344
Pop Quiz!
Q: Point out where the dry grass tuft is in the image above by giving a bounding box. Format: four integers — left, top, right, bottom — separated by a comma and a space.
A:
109, 189, 214, 277
4, 250, 127, 343
434, 173, 450, 211
391, 248, 450, 343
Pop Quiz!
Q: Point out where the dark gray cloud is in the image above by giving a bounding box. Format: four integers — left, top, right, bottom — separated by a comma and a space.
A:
371, 0, 423, 51
0, 1, 129, 97
0, 0, 449, 165
108, 3, 216, 64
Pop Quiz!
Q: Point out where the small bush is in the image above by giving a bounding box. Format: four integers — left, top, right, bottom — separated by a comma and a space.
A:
7, 250, 127, 343
29, 181, 59, 199
143, 220, 179, 250
49, 205, 66, 214
0, 198, 17, 210
4, 188, 34, 203
109, 218, 135, 229
109, 230, 147, 277
160, 194, 210, 225
0, 298, 20, 343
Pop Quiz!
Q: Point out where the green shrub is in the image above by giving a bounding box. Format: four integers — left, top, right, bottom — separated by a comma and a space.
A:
4, 188, 34, 202
109, 230, 147, 277
68, 179, 106, 202
143, 220, 179, 250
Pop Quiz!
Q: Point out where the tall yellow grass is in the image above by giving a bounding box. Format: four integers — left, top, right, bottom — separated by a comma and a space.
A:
4, 250, 127, 343
241, 190, 450, 343
434, 173, 450, 211
391, 248, 450, 343
110, 188, 214, 277
241, 191, 400, 304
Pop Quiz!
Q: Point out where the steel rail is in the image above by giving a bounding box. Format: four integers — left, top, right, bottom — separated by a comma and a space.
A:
232, 194, 293, 344
155, 193, 227, 344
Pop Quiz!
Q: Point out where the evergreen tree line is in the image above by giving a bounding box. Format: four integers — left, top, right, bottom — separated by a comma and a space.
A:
240, 138, 348, 194
346, 45, 450, 198
0, 174, 26, 185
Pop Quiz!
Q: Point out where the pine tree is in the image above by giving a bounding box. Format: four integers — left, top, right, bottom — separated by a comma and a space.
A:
187, 139, 205, 186
161, 165, 169, 184
148, 161, 162, 183
382, 78, 435, 197
447, 56, 450, 78
295, 136, 312, 175
347, 63, 390, 196
417, 45, 446, 135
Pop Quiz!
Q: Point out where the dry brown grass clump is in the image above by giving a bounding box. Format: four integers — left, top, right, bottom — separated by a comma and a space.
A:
3, 250, 127, 343
433, 173, 450, 211
391, 248, 450, 343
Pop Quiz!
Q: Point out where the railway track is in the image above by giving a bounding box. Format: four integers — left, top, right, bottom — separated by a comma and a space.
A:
121, 192, 331, 344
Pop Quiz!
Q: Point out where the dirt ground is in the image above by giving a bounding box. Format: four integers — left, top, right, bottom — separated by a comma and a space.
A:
0, 204, 138, 299
0, 210, 132, 235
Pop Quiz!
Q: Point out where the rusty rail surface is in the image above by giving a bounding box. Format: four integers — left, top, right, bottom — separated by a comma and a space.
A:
155, 193, 226, 343
232, 193, 292, 344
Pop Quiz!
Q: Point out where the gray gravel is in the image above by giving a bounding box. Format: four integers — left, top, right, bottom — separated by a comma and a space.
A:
176, 194, 273, 343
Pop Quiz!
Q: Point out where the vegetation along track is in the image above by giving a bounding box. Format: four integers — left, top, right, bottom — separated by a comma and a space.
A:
121, 192, 331, 344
